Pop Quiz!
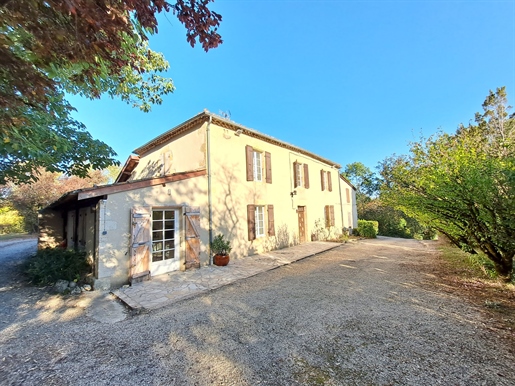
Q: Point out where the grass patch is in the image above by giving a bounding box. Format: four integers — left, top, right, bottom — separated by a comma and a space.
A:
438, 243, 498, 279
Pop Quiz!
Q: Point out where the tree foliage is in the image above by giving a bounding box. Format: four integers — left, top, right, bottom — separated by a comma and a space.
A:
341, 162, 378, 214
1, 168, 109, 232
0, 0, 222, 183
0, 205, 24, 234
380, 87, 515, 278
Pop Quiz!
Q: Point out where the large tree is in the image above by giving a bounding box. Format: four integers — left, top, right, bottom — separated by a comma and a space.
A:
380, 87, 515, 278
0, 0, 222, 184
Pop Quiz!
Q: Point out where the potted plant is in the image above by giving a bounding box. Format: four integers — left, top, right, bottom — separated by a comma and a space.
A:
211, 234, 232, 266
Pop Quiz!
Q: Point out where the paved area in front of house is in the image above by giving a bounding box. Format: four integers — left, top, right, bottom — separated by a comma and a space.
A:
113, 241, 342, 310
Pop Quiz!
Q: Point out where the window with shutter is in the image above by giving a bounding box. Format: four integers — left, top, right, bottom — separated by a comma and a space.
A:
246, 145, 269, 182
253, 151, 263, 181
346, 188, 350, 203
327, 171, 332, 192
324, 205, 335, 228
320, 170, 326, 191
294, 162, 303, 188
255, 206, 265, 237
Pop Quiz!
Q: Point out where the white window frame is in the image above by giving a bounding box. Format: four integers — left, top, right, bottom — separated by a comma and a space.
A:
255, 206, 265, 238
151, 209, 178, 262
253, 151, 263, 181
296, 163, 304, 188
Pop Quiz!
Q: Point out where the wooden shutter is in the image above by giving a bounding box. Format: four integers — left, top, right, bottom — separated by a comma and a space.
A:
267, 205, 275, 236
293, 161, 299, 188
265, 151, 272, 184
304, 164, 310, 188
330, 205, 335, 226
346, 188, 350, 203
247, 204, 256, 240
246, 145, 254, 181
320, 170, 325, 191
324, 205, 330, 228
130, 206, 151, 280
184, 207, 201, 270
327, 171, 332, 192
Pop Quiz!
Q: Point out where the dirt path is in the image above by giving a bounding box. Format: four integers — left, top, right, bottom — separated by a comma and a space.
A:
1, 237, 514, 385
0, 237, 37, 288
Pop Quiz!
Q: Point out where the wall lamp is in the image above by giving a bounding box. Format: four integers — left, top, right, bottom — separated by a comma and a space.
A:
290, 190, 297, 198
235, 129, 243, 136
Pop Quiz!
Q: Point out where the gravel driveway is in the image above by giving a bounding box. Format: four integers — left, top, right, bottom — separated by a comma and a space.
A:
1, 237, 514, 385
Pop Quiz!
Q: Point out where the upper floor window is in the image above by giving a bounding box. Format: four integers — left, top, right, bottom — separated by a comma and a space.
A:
320, 170, 332, 191
253, 151, 262, 181
293, 161, 310, 189
246, 145, 272, 183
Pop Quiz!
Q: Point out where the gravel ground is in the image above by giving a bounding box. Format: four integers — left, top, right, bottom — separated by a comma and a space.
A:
1, 237, 514, 385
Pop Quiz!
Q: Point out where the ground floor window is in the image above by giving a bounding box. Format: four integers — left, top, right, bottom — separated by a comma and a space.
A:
152, 209, 177, 262
255, 206, 265, 237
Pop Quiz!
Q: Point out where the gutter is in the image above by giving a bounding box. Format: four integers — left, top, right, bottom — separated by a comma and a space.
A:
337, 167, 344, 230
207, 115, 213, 264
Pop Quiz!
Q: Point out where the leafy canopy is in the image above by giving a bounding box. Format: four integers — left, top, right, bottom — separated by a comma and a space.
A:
0, 0, 222, 184
380, 87, 515, 278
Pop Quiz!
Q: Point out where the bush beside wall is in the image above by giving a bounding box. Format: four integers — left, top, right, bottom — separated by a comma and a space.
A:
25, 248, 91, 285
356, 220, 378, 238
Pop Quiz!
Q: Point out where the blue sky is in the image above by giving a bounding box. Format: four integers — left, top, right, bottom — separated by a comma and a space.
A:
69, 0, 515, 173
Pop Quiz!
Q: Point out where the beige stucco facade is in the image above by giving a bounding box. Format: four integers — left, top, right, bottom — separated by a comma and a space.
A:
39, 111, 357, 289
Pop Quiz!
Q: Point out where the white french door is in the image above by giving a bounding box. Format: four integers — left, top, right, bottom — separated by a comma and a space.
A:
151, 209, 180, 276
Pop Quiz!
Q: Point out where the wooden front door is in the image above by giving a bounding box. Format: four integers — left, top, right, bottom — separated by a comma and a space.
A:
297, 206, 306, 243
184, 206, 201, 269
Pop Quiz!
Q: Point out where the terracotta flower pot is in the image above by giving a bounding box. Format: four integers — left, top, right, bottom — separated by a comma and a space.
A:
213, 254, 230, 266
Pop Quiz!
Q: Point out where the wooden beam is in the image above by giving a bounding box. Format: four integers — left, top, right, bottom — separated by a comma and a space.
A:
78, 169, 207, 200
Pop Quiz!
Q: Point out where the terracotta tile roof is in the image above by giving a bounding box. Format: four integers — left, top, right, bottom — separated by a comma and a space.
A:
133, 110, 342, 169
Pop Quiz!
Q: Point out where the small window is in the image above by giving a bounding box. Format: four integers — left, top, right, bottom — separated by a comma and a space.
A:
255, 206, 265, 238
253, 151, 263, 181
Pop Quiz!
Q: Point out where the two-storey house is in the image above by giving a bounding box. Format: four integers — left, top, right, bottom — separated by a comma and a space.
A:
39, 111, 358, 289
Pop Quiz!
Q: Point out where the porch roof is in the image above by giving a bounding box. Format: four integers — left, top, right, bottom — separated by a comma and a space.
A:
45, 169, 207, 210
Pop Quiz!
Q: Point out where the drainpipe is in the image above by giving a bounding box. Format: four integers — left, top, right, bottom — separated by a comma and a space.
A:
207, 115, 213, 264
337, 167, 344, 232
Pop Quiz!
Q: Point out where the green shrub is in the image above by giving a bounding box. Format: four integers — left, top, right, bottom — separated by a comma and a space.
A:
25, 248, 91, 285
357, 220, 378, 238
210, 234, 232, 255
